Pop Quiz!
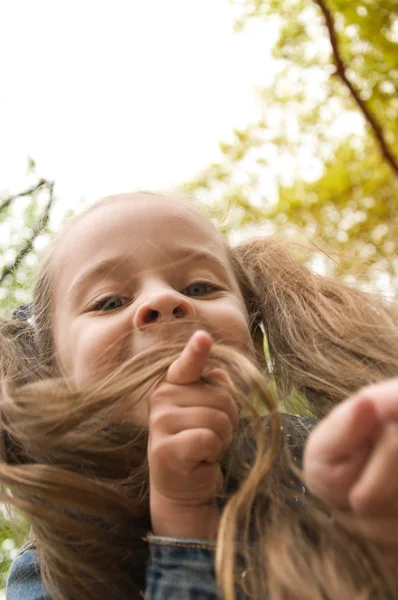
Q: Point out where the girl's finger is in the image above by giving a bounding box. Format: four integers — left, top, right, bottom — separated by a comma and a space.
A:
153, 428, 225, 468
150, 383, 239, 430
354, 377, 398, 423
304, 395, 379, 464
150, 406, 234, 451
303, 398, 380, 505
206, 368, 228, 382
349, 422, 398, 515
166, 330, 213, 385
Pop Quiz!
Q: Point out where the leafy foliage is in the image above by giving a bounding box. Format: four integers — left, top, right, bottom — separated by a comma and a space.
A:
183, 0, 398, 293
0, 511, 30, 589
0, 174, 55, 317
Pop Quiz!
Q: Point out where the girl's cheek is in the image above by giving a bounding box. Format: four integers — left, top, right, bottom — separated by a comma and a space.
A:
71, 322, 126, 386
70, 322, 149, 427
215, 308, 252, 348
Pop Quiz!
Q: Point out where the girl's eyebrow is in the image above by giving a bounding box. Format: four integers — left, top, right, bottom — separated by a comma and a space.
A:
169, 247, 230, 276
68, 257, 126, 302
68, 248, 231, 303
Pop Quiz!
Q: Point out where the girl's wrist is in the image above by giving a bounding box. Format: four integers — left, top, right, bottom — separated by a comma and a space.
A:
150, 497, 220, 540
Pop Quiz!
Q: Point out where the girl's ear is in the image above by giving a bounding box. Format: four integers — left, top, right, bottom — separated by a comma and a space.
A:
252, 324, 269, 373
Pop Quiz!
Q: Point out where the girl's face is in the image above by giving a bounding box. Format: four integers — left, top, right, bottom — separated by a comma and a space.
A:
52, 195, 254, 421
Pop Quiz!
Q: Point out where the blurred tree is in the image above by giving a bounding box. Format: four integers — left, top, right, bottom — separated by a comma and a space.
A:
0, 511, 29, 589
183, 0, 398, 293
0, 172, 55, 316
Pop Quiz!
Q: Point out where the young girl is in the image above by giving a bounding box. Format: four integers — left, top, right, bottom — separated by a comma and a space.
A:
1, 192, 397, 599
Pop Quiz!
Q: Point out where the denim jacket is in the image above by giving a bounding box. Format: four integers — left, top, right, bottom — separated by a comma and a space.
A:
6, 415, 314, 599
6, 536, 249, 600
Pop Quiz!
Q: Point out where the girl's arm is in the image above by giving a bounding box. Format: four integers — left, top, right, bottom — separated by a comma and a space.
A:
145, 330, 248, 598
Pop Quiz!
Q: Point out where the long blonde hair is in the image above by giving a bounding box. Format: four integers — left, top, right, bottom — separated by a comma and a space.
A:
1, 194, 397, 599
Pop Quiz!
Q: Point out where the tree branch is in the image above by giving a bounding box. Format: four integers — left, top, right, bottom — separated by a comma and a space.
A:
0, 182, 55, 285
0, 179, 48, 214
313, 0, 398, 178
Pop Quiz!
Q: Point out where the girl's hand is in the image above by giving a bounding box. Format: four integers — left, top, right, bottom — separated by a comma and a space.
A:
303, 378, 398, 561
148, 330, 238, 540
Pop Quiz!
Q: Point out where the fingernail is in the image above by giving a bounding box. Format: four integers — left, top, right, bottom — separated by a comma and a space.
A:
193, 331, 203, 351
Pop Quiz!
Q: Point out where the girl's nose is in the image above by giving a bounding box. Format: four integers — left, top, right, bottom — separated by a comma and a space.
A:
134, 292, 196, 329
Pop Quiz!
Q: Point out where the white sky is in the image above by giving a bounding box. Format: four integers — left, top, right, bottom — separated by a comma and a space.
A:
0, 0, 279, 212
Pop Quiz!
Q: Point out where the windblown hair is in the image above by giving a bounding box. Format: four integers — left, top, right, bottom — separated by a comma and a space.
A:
1, 195, 398, 599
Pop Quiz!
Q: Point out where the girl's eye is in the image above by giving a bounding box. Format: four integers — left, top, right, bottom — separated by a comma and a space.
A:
184, 282, 217, 297
92, 295, 126, 312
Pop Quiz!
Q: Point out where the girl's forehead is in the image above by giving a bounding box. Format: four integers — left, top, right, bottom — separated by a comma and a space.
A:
53, 195, 229, 273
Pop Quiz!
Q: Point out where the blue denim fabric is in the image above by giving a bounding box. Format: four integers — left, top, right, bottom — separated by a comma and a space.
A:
6, 544, 51, 600
146, 535, 249, 599
6, 536, 249, 599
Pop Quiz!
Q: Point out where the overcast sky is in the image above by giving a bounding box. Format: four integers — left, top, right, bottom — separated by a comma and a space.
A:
0, 1, 279, 212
